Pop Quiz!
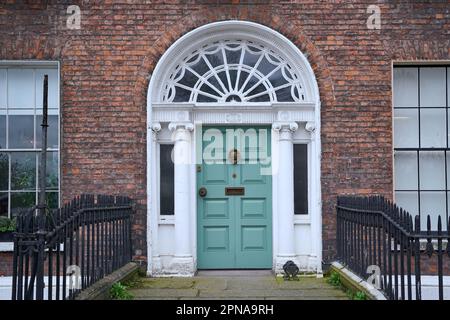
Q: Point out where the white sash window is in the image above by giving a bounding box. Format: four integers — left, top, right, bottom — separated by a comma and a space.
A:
394, 65, 450, 230
0, 62, 60, 218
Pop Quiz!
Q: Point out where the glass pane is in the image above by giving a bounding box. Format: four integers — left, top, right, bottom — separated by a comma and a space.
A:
0, 192, 7, 217
419, 151, 445, 190
36, 115, 59, 149
0, 153, 8, 191
8, 115, 34, 148
448, 67, 450, 107
393, 109, 418, 148
225, 48, 241, 65
276, 87, 294, 102
243, 50, 260, 68
393, 68, 418, 108
190, 56, 209, 77
394, 151, 417, 190
395, 191, 418, 217
420, 191, 446, 230
420, 108, 446, 148
10, 152, 36, 190
229, 70, 237, 90
294, 144, 308, 214
256, 56, 277, 76
37, 151, 59, 189
447, 151, 450, 190
160, 144, 174, 215
7, 69, 34, 108
35, 68, 59, 109
178, 69, 198, 88
0, 114, 5, 149
173, 86, 191, 102
204, 49, 223, 68
10, 192, 35, 217
206, 76, 225, 94
0, 69, 6, 108
46, 192, 59, 209
446, 192, 450, 231
420, 67, 446, 108
268, 69, 288, 88
198, 83, 220, 102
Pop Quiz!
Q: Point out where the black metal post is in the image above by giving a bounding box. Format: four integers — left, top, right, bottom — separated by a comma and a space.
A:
35, 74, 49, 300
38, 75, 49, 228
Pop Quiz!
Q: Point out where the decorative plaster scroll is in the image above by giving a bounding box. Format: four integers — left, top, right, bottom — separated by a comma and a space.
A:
272, 122, 299, 133
305, 121, 316, 133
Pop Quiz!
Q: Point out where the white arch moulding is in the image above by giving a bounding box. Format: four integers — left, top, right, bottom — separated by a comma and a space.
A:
146, 20, 322, 276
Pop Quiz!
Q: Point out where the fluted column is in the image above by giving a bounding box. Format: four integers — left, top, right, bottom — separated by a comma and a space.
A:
168, 122, 195, 275
273, 122, 298, 272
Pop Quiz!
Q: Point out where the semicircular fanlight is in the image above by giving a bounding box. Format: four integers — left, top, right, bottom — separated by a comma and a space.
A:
161, 40, 306, 103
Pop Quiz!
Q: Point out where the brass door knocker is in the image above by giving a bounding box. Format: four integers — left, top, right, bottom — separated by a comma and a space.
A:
228, 149, 240, 165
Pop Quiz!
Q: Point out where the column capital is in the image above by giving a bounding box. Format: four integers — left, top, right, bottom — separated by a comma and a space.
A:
150, 122, 161, 141
272, 122, 298, 133
305, 121, 316, 133
168, 122, 194, 132
151, 122, 162, 133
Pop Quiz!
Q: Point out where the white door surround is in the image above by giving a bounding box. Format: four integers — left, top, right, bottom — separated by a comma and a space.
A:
146, 21, 322, 276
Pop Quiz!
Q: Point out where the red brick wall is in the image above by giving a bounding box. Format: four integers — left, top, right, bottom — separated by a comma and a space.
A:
0, 252, 13, 276
0, 1, 449, 271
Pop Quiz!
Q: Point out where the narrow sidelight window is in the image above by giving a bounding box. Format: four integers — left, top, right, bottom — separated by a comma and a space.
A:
159, 144, 174, 215
294, 144, 308, 214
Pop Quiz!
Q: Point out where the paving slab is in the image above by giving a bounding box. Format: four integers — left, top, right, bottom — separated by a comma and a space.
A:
193, 278, 228, 291
140, 278, 195, 289
225, 277, 278, 290
132, 288, 199, 298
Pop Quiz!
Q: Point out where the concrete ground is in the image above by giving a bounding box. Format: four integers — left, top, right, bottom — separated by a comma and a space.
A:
128, 271, 349, 300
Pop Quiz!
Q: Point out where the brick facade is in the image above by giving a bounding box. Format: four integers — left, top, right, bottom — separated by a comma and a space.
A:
0, 1, 449, 270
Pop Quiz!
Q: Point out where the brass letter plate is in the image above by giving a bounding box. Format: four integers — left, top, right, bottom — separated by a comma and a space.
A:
225, 187, 245, 196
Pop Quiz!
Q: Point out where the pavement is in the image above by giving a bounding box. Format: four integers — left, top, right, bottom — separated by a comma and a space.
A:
128, 271, 349, 300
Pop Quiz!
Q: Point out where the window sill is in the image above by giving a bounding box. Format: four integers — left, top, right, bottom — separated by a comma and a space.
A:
294, 215, 311, 224
159, 217, 175, 225
0, 242, 13, 252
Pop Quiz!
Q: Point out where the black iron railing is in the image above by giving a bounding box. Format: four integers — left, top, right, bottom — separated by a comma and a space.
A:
12, 194, 133, 300
336, 196, 450, 300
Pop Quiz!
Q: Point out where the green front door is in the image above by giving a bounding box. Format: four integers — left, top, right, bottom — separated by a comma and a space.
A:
197, 126, 272, 269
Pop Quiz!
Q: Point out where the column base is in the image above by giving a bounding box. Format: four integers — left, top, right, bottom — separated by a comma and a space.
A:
274, 255, 299, 275
151, 256, 162, 274
169, 256, 195, 276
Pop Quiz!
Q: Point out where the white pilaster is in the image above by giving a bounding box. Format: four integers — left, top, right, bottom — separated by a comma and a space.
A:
168, 122, 195, 275
273, 122, 299, 273
150, 122, 162, 274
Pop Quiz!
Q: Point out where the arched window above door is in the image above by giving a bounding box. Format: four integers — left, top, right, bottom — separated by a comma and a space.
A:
149, 21, 319, 106
161, 40, 307, 103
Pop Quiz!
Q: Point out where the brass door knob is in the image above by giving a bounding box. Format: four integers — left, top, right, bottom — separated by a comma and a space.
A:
199, 187, 207, 197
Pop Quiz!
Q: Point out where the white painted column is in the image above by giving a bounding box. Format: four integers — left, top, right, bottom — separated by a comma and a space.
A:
306, 121, 322, 275
273, 122, 298, 273
150, 122, 162, 274
168, 122, 195, 275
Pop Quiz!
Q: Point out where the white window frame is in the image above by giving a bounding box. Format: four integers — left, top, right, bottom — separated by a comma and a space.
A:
157, 139, 175, 223
0, 60, 61, 219
393, 64, 450, 229
292, 140, 311, 223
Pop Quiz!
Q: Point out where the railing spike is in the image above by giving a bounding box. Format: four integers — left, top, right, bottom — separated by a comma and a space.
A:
446, 216, 450, 257
414, 215, 420, 232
